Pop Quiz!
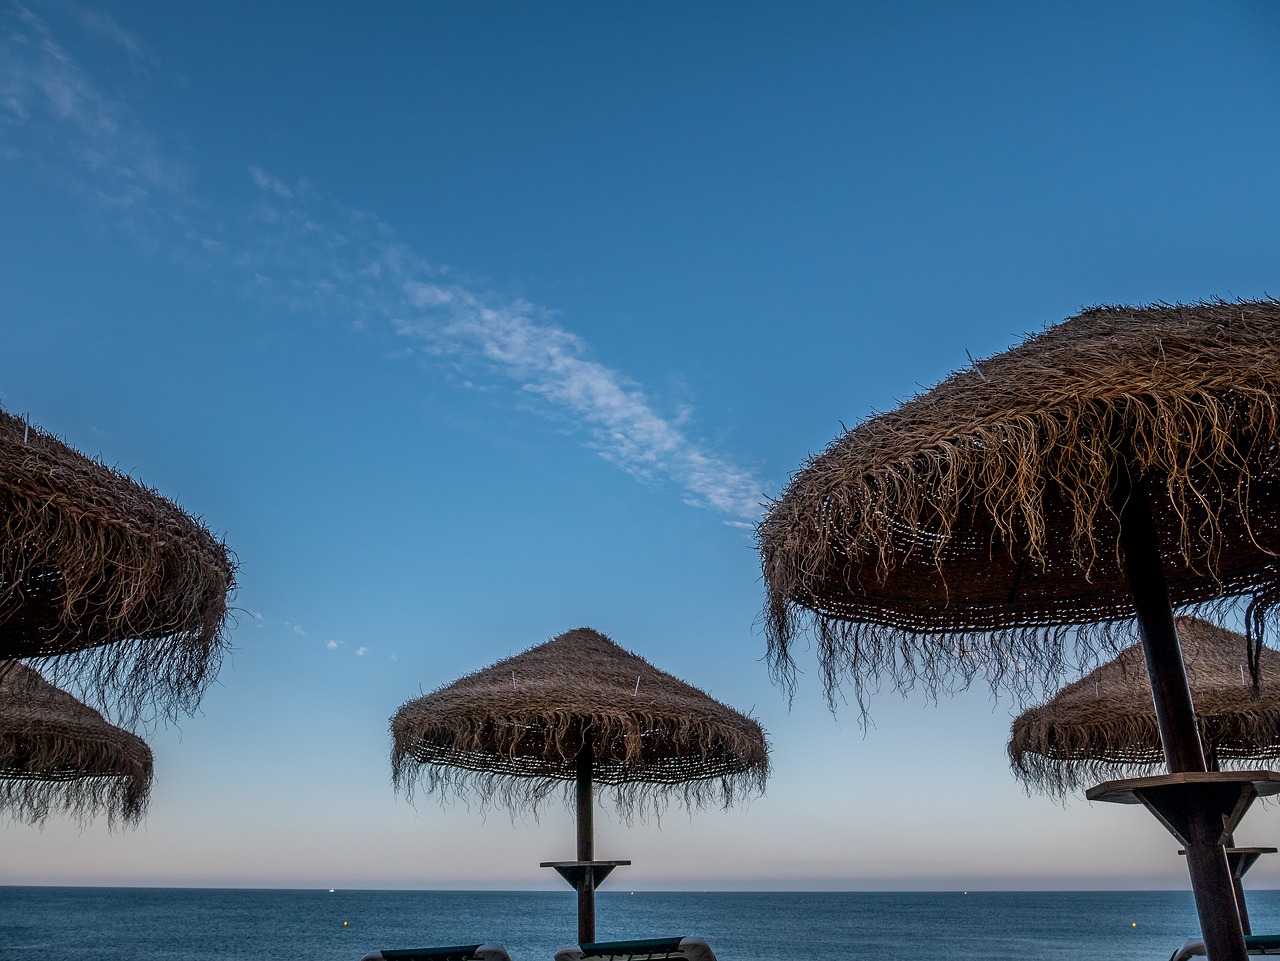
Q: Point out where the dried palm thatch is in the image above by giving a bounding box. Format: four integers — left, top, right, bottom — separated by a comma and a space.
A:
0, 660, 153, 826
759, 300, 1280, 712
1010, 617, 1280, 797
392, 627, 769, 817
0, 407, 235, 721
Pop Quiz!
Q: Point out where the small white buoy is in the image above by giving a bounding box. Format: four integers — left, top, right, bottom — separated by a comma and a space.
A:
329, 888, 335, 893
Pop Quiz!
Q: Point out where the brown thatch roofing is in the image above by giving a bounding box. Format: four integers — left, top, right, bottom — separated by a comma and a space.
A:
1009, 617, 1280, 797
0, 660, 153, 825
758, 300, 1280, 710
392, 627, 769, 815
0, 407, 235, 720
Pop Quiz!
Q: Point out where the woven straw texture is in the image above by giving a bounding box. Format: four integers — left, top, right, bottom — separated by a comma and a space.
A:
392, 627, 769, 816
1009, 617, 1280, 796
758, 301, 1280, 710
0, 407, 235, 721
0, 660, 152, 825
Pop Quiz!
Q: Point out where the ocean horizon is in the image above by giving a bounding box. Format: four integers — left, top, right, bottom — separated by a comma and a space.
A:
5, 886, 1277, 961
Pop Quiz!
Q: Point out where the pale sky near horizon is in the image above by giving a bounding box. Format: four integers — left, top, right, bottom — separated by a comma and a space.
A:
3, 0, 1280, 892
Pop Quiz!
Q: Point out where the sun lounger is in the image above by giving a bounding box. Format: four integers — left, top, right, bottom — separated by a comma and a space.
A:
1168, 935, 1280, 961
554, 936, 717, 961
361, 944, 512, 961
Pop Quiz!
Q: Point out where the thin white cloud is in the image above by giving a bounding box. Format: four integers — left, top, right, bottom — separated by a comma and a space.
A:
248, 164, 294, 200
78, 8, 155, 67
355, 646, 368, 657
0, 2, 768, 522
393, 282, 764, 517
237, 200, 767, 519
326, 640, 342, 651
0, 1, 190, 215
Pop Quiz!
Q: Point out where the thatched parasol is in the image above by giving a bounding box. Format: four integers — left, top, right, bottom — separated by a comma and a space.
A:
758, 300, 1280, 961
760, 301, 1280, 707
0, 407, 235, 720
1010, 617, 1280, 797
0, 660, 153, 826
392, 627, 769, 943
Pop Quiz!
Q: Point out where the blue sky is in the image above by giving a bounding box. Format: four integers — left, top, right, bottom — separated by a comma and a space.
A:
3, 0, 1280, 891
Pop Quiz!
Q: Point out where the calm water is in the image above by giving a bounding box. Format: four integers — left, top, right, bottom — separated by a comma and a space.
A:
3, 887, 1279, 961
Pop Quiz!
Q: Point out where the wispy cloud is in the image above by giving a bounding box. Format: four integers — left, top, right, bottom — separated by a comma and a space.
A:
235, 189, 766, 519
77, 8, 155, 68
0, 1, 768, 522
0, 2, 190, 216
248, 164, 295, 200
325, 640, 342, 651
394, 284, 764, 517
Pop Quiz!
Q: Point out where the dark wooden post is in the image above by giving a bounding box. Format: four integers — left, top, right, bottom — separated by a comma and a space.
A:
1208, 749, 1253, 936
575, 737, 595, 944
1116, 469, 1247, 961
1226, 838, 1253, 936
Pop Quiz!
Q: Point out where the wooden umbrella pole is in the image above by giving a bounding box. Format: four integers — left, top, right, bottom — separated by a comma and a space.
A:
1117, 469, 1246, 961
1228, 841, 1253, 936
1236, 883, 1253, 937
1210, 750, 1253, 935
1117, 475, 1206, 774
575, 737, 595, 944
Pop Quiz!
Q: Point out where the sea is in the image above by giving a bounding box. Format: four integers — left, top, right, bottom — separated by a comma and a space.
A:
3, 887, 1278, 961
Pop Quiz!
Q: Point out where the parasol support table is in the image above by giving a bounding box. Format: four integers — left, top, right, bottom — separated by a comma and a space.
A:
1086, 772, 1280, 847
541, 860, 632, 891
1175, 848, 1279, 881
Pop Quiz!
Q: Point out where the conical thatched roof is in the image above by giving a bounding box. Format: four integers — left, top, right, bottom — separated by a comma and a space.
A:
758, 300, 1280, 710
1009, 618, 1280, 796
0, 407, 235, 720
0, 660, 153, 825
392, 627, 769, 815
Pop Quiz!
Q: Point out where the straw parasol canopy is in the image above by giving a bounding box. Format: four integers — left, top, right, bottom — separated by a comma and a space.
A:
759, 300, 1280, 711
1010, 617, 1280, 797
391, 627, 769, 815
0, 660, 153, 826
0, 407, 235, 720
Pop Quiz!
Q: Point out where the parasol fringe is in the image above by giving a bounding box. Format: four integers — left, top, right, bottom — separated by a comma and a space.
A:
0, 773, 149, 827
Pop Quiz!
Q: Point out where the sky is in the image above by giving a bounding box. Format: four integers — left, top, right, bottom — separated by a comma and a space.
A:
2, 0, 1280, 892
